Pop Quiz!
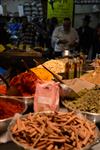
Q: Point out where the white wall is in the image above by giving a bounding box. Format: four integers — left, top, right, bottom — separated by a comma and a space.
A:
1, 0, 32, 15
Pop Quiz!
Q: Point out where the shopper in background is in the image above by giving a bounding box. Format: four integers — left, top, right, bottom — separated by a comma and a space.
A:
7, 17, 22, 45
0, 22, 10, 45
7, 17, 22, 36
77, 15, 94, 59
51, 17, 79, 57
20, 22, 36, 47
49, 17, 58, 37
46, 17, 58, 49
93, 23, 100, 58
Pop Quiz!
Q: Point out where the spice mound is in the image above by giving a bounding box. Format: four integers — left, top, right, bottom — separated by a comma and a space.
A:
63, 87, 100, 113
63, 78, 95, 93
0, 85, 7, 95
10, 112, 97, 150
10, 72, 41, 96
0, 98, 25, 119
80, 67, 100, 85
37, 59, 65, 74
31, 67, 53, 81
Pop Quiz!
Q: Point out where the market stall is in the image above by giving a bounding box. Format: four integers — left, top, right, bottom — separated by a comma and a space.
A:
0, 53, 100, 149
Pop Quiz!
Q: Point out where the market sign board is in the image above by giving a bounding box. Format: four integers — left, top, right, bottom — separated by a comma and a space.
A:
47, 0, 74, 23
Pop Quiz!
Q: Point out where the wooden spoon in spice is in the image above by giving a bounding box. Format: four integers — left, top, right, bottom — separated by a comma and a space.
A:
0, 74, 22, 96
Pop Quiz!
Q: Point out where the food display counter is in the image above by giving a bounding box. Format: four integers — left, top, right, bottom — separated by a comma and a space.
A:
0, 49, 45, 70
0, 56, 100, 150
0, 50, 42, 57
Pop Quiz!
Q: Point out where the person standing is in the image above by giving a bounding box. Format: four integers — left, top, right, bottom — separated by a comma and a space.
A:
20, 22, 36, 47
77, 15, 94, 59
51, 17, 79, 57
93, 23, 100, 58
0, 23, 10, 45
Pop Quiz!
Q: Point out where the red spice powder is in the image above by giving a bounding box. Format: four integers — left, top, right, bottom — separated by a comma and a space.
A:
0, 85, 7, 95
0, 98, 25, 119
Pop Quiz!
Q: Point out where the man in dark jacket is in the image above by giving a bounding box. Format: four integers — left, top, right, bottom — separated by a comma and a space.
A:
93, 23, 100, 58
77, 15, 94, 58
0, 23, 10, 45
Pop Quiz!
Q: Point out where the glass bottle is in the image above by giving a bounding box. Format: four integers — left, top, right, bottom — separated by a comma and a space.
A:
73, 58, 77, 78
65, 57, 70, 79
